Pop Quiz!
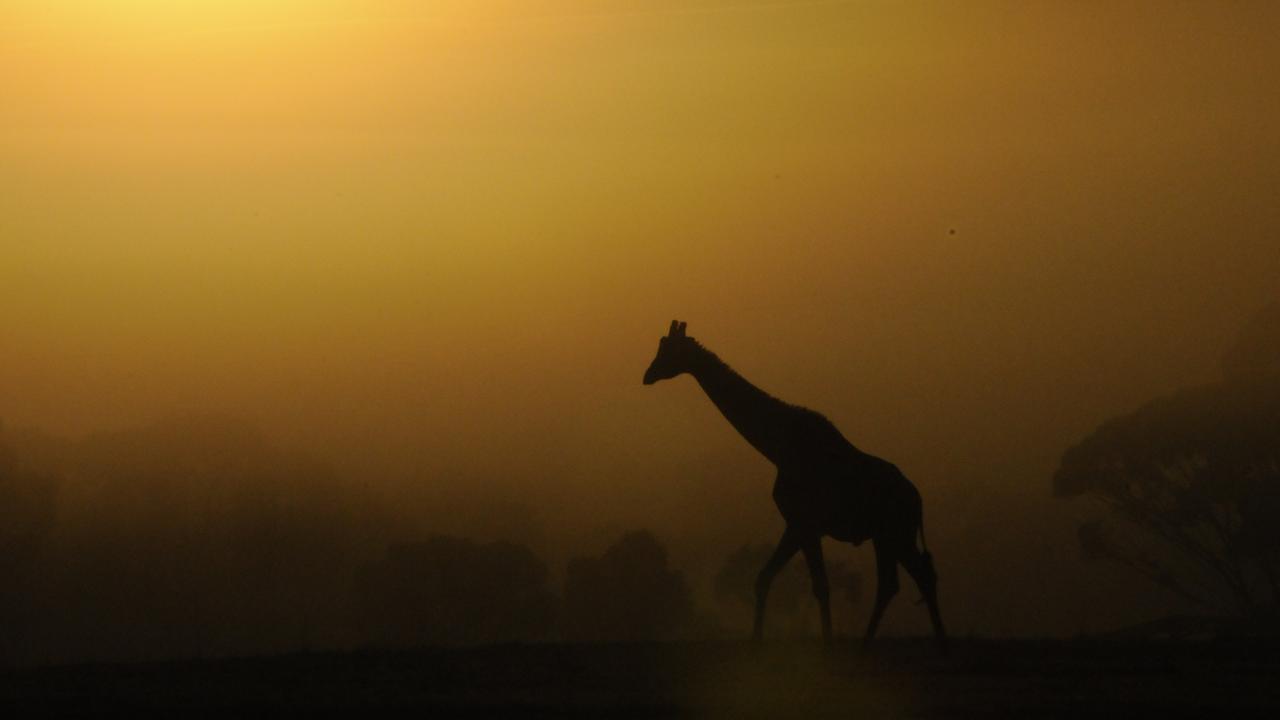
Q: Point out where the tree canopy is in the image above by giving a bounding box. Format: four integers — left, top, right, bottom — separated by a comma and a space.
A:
562, 530, 695, 642
1054, 303, 1280, 618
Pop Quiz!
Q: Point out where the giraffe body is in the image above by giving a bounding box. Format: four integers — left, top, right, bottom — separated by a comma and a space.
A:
644, 320, 948, 653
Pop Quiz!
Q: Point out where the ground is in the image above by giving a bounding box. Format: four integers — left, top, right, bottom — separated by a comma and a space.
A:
2, 639, 1278, 717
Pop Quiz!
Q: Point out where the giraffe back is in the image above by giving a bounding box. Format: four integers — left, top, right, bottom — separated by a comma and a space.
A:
771, 413, 922, 545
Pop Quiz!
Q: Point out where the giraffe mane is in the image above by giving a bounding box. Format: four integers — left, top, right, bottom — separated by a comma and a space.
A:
688, 339, 819, 418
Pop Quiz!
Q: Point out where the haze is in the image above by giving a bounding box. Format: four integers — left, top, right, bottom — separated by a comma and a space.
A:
3, 1, 1278, 644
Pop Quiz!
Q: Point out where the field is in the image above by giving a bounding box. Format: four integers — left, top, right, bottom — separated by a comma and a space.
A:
3, 639, 1279, 717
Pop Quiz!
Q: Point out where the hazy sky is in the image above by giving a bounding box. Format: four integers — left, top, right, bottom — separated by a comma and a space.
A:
3, 1, 1278, 634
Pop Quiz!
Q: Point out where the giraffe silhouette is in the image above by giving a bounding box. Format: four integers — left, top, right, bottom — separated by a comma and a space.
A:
643, 320, 947, 653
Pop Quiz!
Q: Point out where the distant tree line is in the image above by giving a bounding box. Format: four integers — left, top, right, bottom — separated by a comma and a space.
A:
1, 418, 846, 663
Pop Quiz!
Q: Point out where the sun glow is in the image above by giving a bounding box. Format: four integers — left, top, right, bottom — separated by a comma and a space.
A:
3, 2, 456, 143
3, 1, 1278, 566
9, 1, 364, 27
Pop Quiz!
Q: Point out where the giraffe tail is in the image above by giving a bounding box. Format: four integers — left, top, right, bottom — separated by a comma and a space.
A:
915, 508, 936, 606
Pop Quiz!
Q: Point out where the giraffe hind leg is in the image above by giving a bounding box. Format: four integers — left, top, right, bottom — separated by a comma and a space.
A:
862, 538, 900, 648
900, 544, 949, 656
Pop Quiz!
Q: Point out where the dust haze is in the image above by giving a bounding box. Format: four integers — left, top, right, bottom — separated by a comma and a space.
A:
2, 1, 1279, 663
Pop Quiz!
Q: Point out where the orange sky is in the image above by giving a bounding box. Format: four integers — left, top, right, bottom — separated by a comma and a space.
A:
3, 1, 1278, 634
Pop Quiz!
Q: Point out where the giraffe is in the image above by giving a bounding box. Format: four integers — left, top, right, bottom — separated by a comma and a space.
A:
643, 320, 947, 652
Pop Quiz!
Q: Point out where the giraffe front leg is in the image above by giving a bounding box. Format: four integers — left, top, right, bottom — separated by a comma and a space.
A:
801, 538, 832, 645
753, 529, 800, 642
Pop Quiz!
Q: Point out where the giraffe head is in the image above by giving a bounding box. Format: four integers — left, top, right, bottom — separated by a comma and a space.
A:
643, 320, 696, 385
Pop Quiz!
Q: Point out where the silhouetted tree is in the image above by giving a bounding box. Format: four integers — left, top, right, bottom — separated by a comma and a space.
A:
562, 530, 694, 642
355, 535, 557, 646
1055, 302, 1280, 618
713, 543, 861, 635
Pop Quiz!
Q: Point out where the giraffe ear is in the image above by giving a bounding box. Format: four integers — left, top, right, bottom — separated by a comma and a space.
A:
668, 320, 680, 336
676, 321, 687, 337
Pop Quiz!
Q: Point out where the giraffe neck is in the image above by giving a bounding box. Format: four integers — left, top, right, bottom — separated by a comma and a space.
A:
688, 343, 794, 466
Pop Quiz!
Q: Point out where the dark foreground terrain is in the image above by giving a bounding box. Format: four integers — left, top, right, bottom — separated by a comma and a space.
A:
3, 639, 1279, 717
